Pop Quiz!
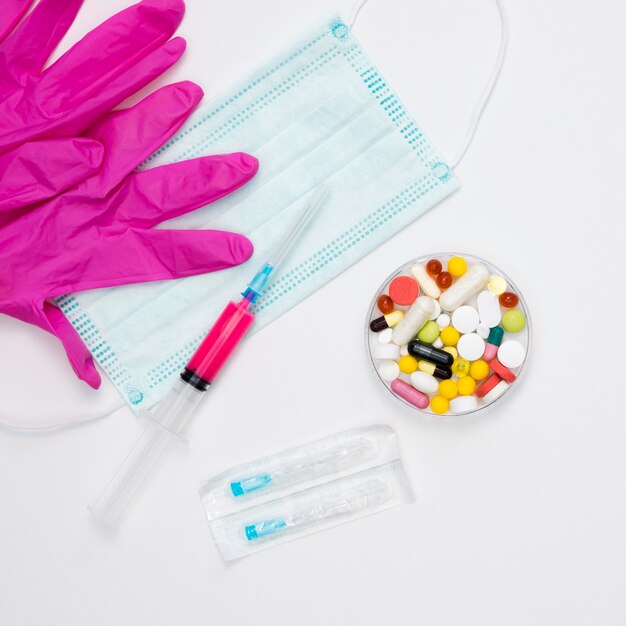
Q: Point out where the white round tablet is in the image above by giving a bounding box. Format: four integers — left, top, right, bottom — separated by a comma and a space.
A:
429, 299, 441, 321
372, 343, 400, 360
450, 395, 479, 414
432, 337, 444, 349
476, 323, 490, 339
451, 306, 480, 334
436, 313, 450, 329
457, 333, 485, 361
378, 360, 400, 381
483, 380, 509, 403
378, 327, 393, 344
400, 344, 409, 357
497, 340, 526, 368
410, 371, 439, 394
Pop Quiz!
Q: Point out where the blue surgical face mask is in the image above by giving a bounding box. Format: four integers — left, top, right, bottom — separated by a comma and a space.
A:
58, 7, 506, 410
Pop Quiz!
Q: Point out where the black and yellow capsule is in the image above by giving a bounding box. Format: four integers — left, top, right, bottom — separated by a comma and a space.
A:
369, 310, 404, 332
408, 340, 454, 367
417, 360, 452, 379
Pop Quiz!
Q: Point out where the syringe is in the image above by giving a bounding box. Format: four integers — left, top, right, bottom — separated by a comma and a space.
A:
90, 185, 329, 526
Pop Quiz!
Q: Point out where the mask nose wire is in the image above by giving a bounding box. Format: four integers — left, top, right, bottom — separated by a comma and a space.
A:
346, 0, 509, 169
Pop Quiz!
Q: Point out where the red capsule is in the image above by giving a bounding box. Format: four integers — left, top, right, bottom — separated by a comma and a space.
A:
499, 291, 519, 308
377, 294, 394, 314
426, 259, 442, 277
475, 374, 501, 398
490, 359, 516, 383
436, 271, 452, 289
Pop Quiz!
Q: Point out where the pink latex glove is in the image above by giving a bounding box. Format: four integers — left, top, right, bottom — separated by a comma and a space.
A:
0, 0, 34, 41
0, 81, 259, 389
0, 0, 187, 210
0, 138, 104, 224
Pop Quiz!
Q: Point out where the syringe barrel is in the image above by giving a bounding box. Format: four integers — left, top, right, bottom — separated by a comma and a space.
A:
89, 379, 204, 526
183, 299, 255, 389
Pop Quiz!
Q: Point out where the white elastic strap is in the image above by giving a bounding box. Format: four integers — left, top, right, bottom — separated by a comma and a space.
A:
0, 399, 126, 433
346, 0, 368, 27
347, 0, 509, 168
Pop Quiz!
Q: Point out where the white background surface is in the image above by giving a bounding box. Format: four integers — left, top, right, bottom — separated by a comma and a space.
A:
1, 0, 625, 624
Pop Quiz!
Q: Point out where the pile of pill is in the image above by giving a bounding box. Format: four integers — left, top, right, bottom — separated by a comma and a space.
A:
367, 254, 529, 416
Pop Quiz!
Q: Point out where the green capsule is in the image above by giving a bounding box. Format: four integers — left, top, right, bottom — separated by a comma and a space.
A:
487, 325, 504, 346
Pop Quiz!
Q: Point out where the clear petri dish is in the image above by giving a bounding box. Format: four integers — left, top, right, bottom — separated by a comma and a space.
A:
365, 253, 531, 418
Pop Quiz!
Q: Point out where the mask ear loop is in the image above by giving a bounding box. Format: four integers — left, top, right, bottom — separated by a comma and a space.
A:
346, 0, 509, 169
0, 398, 127, 433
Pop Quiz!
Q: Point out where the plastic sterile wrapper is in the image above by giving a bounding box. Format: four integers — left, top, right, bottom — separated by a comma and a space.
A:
200, 425, 414, 561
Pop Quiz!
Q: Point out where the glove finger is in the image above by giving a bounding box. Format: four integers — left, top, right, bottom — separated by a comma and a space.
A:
0, 0, 81, 76
75, 228, 254, 287
115, 153, 259, 228
38, 0, 184, 114
81, 80, 202, 196
43, 301, 101, 389
8, 37, 186, 149
0, 0, 35, 43
0, 138, 103, 222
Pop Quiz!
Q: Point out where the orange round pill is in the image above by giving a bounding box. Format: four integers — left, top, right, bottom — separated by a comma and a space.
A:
389, 276, 419, 306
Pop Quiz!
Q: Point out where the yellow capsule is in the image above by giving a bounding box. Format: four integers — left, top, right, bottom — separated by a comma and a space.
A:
439, 379, 458, 399
457, 375, 476, 396
430, 395, 450, 415
398, 355, 418, 374
442, 346, 458, 360
385, 310, 404, 328
451, 358, 470, 377
440, 326, 460, 346
469, 359, 490, 380
448, 256, 467, 277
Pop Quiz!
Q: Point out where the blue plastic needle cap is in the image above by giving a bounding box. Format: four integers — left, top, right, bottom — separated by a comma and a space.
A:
245, 519, 287, 541
231, 482, 245, 497
230, 473, 272, 497
245, 524, 259, 540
